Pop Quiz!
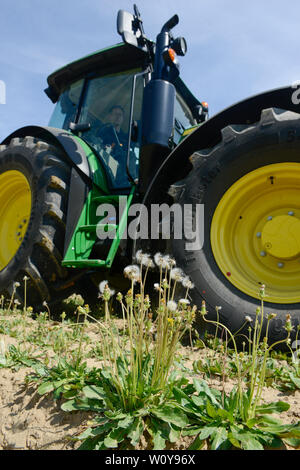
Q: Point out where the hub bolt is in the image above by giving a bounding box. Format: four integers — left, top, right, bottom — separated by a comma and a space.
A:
277, 262, 284, 268
260, 251, 267, 257
288, 211, 294, 216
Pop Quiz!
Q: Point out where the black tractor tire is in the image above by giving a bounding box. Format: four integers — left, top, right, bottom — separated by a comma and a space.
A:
0, 136, 73, 310
171, 108, 300, 346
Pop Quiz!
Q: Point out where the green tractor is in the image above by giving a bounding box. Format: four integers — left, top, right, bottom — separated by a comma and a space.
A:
1, 5, 300, 344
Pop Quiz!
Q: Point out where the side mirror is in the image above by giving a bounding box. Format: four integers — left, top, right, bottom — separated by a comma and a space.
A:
69, 122, 91, 134
117, 9, 148, 52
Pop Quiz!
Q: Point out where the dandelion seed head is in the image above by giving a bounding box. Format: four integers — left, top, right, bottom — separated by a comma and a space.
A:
154, 252, 164, 266
124, 264, 141, 281
99, 280, 108, 294
154, 253, 176, 270
167, 300, 177, 312
179, 298, 190, 305
99, 280, 115, 300
182, 277, 194, 289
245, 315, 252, 323
135, 250, 154, 268
154, 283, 163, 292
170, 267, 184, 282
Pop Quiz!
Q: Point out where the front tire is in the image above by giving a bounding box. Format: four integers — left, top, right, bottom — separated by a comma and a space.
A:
0, 136, 71, 308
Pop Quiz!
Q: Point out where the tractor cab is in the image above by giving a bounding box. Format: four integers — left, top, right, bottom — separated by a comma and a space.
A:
46, 5, 205, 193
48, 61, 145, 189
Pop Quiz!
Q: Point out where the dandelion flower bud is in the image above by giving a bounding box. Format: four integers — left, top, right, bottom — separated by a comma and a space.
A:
144, 295, 151, 309
200, 300, 207, 317
284, 314, 293, 333
125, 289, 133, 305
259, 284, 266, 299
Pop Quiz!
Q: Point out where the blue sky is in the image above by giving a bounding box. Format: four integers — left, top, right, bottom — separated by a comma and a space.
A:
1, 0, 300, 140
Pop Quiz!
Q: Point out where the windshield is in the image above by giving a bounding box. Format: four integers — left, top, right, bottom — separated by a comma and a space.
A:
79, 70, 144, 189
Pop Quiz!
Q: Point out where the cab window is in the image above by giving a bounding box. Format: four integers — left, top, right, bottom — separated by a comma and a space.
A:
173, 92, 196, 144
78, 70, 144, 189
48, 79, 84, 130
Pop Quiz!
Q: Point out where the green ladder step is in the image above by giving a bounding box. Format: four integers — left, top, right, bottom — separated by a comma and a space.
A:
77, 224, 118, 232
62, 187, 135, 269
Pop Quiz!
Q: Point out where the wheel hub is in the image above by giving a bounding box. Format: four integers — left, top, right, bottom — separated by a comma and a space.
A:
261, 214, 300, 260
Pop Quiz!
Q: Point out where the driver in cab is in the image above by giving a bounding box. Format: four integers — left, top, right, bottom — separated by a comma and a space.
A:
98, 105, 127, 159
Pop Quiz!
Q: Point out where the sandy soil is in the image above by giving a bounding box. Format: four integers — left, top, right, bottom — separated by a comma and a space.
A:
0, 329, 300, 450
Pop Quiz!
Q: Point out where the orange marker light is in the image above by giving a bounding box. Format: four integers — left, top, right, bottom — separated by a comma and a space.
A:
168, 48, 176, 62
202, 101, 209, 109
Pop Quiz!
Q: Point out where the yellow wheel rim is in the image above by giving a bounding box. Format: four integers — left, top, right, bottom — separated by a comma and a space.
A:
0, 170, 31, 271
211, 162, 300, 304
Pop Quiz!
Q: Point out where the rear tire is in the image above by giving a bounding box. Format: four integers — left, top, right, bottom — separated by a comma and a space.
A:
171, 108, 300, 345
0, 136, 71, 309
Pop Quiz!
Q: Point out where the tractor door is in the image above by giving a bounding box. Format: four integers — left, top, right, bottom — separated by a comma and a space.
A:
77, 69, 145, 190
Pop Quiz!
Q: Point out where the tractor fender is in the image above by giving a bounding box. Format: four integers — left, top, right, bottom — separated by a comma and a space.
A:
1, 126, 98, 259
1, 125, 93, 187
141, 85, 300, 208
